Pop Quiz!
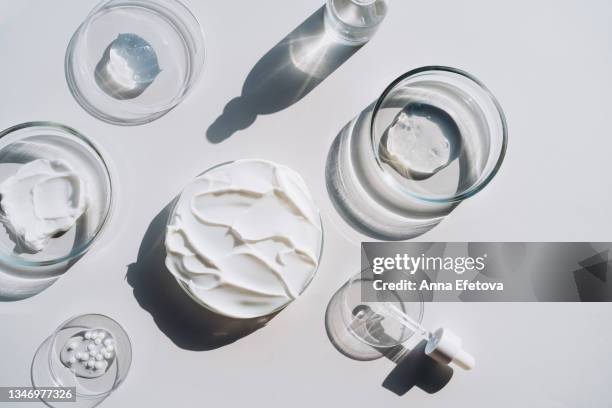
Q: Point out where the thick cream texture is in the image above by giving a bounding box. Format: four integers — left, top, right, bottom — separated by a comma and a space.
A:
165, 160, 323, 319
0, 159, 89, 253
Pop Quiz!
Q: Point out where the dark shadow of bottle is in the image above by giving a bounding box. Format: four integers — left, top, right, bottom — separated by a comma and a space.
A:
125, 200, 277, 351
206, 6, 363, 144
381, 340, 454, 396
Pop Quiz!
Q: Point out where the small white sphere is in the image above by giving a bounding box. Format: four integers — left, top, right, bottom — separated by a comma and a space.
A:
95, 338, 102, 345
105, 345, 114, 352
69, 356, 77, 364
90, 350, 97, 357
103, 339, 112, 347
95, 361, 105, 370
87, 343, 96, 351
98, 332, 107, 340
85, 332, 92, 340
104, 352, 112, 360
87, 360, 95, 368
95, 354, 103, 361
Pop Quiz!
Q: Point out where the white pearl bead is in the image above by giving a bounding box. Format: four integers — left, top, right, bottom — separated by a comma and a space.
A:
87, 343, 95, 351
87, 360, 95, 368
85, 332, 92, 340
98, 332, 107, 340
105, 345, 114, 352
95, 354, 103, 361
103, 339, 112, 347
95, 361, 105, 370
95, 338, 102, 345
69, 356, 77, 364
104, 352, 112, 360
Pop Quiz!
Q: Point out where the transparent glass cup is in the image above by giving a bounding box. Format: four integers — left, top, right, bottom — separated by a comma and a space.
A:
66, 0, 206, 125
326, 66, 508, 240
326, 271, 424, 361
324, 0, 389, 45
31, 314, 132, 408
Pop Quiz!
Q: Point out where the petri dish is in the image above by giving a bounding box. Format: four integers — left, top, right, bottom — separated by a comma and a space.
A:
326, 271, 424, 361
65, 0, 206, 125
31, 314, 132, 408
165, 160, 325, 319
0, 122, 112, 297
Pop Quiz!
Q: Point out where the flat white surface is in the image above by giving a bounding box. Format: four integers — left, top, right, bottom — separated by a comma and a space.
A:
1, 1, 612, 407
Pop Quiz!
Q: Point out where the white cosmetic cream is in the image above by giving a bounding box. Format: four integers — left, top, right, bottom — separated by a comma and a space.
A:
165, 160, 323, 319
0, 159, 89, 253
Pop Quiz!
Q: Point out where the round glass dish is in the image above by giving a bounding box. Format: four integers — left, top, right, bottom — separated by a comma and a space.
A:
371, 66, 508, 203
32, 314, 132, 407
0, 122, 113, 269
165, 160, 325, 319
65, 0, 206, 125
325, 272, 424, 361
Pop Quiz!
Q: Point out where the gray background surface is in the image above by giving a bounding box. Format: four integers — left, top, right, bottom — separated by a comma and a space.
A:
1, 0, 612, 407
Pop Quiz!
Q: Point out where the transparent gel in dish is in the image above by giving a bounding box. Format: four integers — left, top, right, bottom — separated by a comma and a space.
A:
326, 66, 507, 240
66, 0, 205, 125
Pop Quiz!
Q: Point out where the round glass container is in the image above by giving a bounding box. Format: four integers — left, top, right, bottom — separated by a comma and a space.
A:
65, 0, 206, 125
324, 0, 389, 45
326, 272, 424, 361
0, 122, 112, 279
31, 314, 132, 407
166, 160, 325, 319
326, 66, 507, 240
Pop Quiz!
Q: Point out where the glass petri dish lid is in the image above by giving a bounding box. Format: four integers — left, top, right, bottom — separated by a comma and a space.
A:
0, 122, 113, 269
31, 313, 132, 407
65, 0, 206, 125
370, 66, 508, 203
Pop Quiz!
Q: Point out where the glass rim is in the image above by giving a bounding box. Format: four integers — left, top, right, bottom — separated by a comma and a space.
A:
370, 65, 508, 204
46, 313, 132, 399
167, 159, 325, 320
0, 121, 113, 268
66, 0, 207, 126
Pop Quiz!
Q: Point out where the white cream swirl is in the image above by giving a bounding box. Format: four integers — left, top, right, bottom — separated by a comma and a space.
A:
0, 159, 89, 253
165, 160, 323, 319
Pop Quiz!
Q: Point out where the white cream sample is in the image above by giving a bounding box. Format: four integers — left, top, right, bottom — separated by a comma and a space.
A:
0, 159, 89, 253
60, 329, 116, 379
165, 160, 323, 319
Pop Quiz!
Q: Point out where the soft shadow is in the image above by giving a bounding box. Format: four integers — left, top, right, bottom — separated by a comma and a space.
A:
126, 200, 276, 351
382, 341, 454, 396
207, 7, 362, 143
